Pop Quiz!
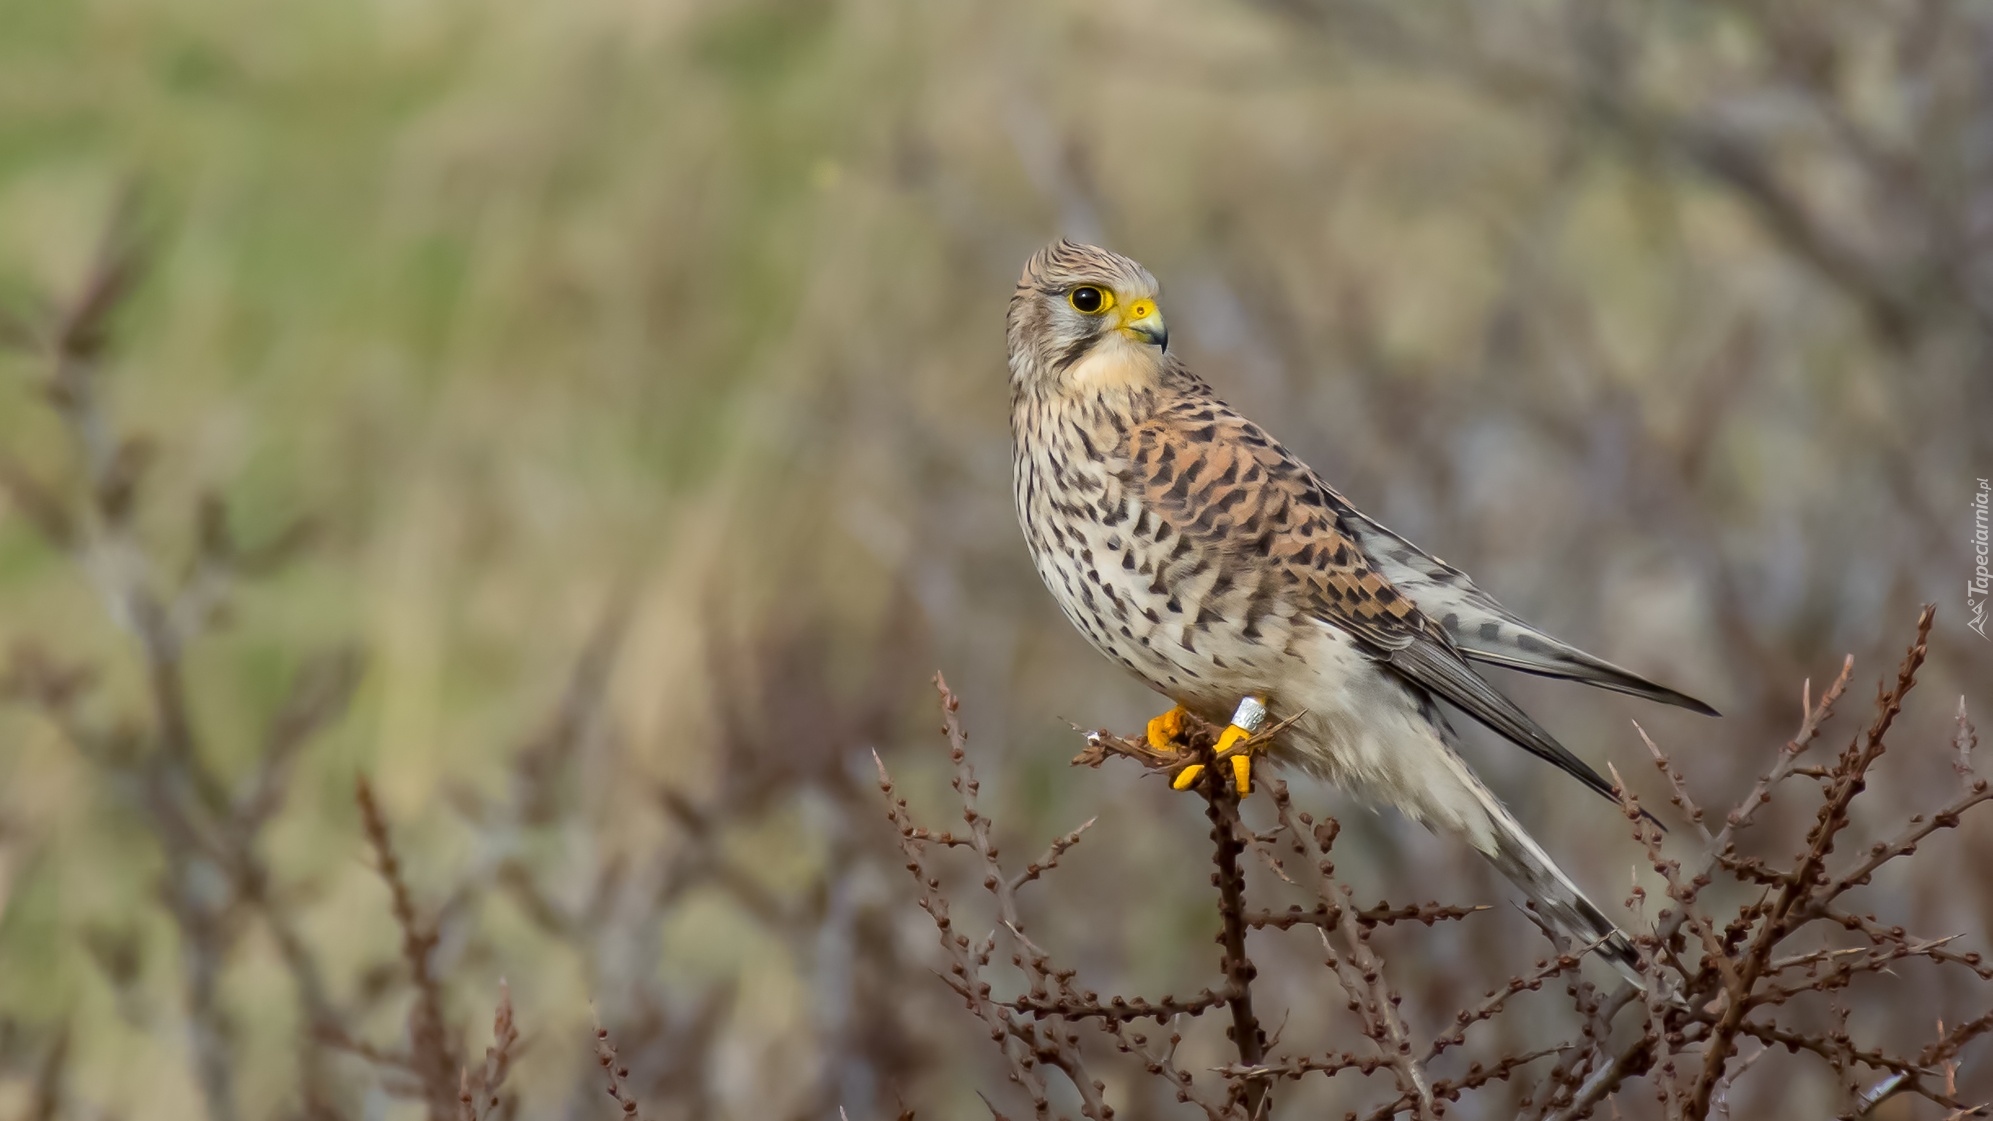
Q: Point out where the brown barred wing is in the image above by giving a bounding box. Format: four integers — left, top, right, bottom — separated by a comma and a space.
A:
1129, 399, 1631, 813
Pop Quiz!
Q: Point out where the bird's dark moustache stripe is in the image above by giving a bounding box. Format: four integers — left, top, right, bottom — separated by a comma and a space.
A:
1054, 334, 1099, 373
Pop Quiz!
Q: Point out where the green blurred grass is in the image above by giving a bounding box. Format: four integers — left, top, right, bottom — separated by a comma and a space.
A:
0, 0, 867, 1106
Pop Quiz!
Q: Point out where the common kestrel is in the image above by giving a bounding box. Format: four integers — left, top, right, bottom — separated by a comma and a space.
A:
1007, 240, 1716, 981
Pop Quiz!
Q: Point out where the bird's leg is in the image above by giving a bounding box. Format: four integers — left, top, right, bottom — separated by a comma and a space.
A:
1170, 696, 1269, 795
1146, 705, 1192, 753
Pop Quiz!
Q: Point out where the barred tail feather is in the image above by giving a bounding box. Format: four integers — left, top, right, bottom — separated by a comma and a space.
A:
1478, 799, 1644, 989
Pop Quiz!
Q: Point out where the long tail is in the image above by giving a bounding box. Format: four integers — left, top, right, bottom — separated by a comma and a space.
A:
1477, 798, 1644, 988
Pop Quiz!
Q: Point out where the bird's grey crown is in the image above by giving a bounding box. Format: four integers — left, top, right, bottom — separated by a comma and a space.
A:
1015, 239, 1158, 296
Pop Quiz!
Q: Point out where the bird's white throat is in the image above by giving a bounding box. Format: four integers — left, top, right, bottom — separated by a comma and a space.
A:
1063, 334, 1166, 396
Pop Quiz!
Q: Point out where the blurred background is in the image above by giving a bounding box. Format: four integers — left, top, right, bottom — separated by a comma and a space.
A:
1, 0, 1991, 1117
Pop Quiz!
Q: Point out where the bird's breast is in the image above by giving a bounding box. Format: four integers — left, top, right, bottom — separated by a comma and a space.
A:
1012, 401, 1302, 711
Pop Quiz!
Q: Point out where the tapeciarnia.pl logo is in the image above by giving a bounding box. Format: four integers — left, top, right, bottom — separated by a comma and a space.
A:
1972, 477, 1991, 639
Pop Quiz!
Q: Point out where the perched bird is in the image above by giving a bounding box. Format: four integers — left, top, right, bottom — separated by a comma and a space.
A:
1007, 240, 1716, 982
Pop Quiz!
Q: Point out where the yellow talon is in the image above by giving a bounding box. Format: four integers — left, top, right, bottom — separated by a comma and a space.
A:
1213, 723, 1253, 757
1213, 722, 1257, 795
1216, 696, 1271, 796
1156, 698, 1268, 795
1146, 705, 1191, 753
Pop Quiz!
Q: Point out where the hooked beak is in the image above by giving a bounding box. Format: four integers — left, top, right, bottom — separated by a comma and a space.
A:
1117, 298, 1168, 353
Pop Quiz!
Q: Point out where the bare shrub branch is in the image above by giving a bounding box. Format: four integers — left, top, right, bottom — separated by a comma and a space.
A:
887, 607, 1993, 1118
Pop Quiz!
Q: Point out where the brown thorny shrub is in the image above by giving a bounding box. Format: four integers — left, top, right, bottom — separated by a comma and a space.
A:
4, 214, 1993, 1121
879, 647, 1990, 1121
0, 211, 941, 1121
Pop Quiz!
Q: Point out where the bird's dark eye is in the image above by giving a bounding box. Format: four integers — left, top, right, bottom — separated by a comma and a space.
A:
1068, 285, 1113, 315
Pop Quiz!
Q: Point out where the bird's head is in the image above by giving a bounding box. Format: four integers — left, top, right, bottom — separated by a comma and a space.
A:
1006, 240, 1168, 396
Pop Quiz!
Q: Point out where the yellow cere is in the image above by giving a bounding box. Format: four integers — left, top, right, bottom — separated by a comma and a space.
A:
1127, 298, 1155, 321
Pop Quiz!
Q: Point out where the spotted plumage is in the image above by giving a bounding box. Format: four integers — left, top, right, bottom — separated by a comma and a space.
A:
1007, 240, 1717, 984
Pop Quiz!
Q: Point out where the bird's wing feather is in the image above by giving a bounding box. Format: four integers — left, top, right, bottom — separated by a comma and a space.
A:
1325, 492, 1720, 716
1127, 394, 1630, 809
1383, 639, 1627, 808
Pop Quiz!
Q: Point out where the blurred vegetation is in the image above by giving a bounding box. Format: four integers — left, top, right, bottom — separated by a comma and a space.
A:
0, 0, 1989, 1117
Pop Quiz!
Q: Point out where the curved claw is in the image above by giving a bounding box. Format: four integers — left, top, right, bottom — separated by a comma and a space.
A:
1213, 722, 1253, 757
1146, 705, 1191, 753
1215, 722, 1256, 795
1154, 698, 1269, 795
1169, 720, 1263, 794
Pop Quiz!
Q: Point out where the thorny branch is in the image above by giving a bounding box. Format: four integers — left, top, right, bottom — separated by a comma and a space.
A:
0, 199, 361, 1119
0, 206, 538, 1121
888, 606, 1993, 1119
